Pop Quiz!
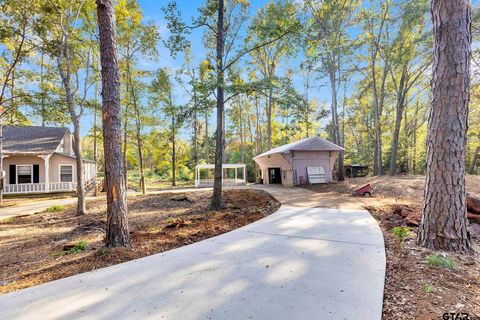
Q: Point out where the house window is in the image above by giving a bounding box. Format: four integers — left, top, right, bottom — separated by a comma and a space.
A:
17, 165, 32, 184
60, 165, 73, 182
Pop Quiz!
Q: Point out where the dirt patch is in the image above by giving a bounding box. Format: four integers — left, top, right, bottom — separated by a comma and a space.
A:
368, 204, 480, 319
305, 175, 480, 204
0, 189, 280, 294
0, 193, 75, 208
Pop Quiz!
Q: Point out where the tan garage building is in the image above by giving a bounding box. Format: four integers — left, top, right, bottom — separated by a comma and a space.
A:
253, 136, 344, 186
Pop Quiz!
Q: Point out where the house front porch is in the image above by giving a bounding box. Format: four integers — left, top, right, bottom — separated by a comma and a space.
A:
3, 153, 96, 195
4, 182, 78, 195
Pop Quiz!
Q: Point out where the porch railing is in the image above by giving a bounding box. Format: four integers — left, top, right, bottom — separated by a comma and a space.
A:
4, 182, 77, 194
195, 178, 246, 187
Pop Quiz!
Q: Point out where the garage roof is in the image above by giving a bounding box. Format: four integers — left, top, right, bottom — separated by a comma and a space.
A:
254, 136, 344, 159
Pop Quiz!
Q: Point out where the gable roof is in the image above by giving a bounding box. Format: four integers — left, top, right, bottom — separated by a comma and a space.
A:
254, 136, 344, 159
3, 125, 68, 154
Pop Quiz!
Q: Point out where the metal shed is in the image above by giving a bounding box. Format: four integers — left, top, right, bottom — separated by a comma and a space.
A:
253, 137, 344, 186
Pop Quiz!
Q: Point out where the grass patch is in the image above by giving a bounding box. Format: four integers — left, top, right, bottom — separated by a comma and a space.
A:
45, 205, 65, 213
1, 217, 16, 223
391, 226, 413, 242
177, 231, 189, 238
97, 247, 108, 257
147, 226, 161, 233
52, 240, 88, 257
422, 283, 435, 293
427, 254, 455, 269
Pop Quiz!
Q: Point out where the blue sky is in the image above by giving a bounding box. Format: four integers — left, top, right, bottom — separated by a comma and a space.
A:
71, 0, 331, 137
61, 0, 479, 137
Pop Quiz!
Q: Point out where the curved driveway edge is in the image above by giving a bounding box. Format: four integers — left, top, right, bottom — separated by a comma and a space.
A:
0, 186, 385, 320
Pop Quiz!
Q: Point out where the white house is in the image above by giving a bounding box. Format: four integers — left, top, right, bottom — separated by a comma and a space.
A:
2, 125, 96, 194
253, 136, 344, 186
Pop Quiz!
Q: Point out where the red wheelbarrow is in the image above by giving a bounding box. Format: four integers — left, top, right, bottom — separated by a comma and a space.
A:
354, 183, 374, 197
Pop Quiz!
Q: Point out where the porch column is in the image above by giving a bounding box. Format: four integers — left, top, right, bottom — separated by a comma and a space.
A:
39, 155, 51, 192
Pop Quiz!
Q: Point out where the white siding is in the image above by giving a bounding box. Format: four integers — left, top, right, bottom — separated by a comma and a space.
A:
4, 155, 45, 183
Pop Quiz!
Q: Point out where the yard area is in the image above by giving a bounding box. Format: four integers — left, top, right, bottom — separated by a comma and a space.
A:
0, 193, 76, 208
127, 171, 192, 192
307, 175, 480, 319
0, 189, 280, 294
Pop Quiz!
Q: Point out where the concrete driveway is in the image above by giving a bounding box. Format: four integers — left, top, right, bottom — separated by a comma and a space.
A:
0, 186, 385, 320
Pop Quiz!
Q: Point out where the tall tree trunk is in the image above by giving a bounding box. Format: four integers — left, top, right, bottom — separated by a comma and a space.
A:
304, 67, 310, 138
205, 110, 209, 163
389, 70, 407, 175
135, 115, 145, 194
329, 70, 344, 181
171, 113, 176, 187
123, 97, 128, 188
239, 101, 245, 163
403, 102, 409, 173
71, 121, 86, 214
469, 146, 479, 174
211, 0, 225, 210
93, 80, 98, 162
193, 106, 198, 167
56, 33, 86, 215
40, 53, 46, 126
412, 100, 419, 173
371, 57, 380, 176
267, 88, 273, 150
255, 93, 262, 153
126, 59, 145, 194
418, 0, 471, 252
96, 0, 130, 247
10, 68, 15, 124
371, 57, 387, 176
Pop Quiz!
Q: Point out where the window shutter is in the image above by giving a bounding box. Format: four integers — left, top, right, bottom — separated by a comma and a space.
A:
33, 165, 40, 183
9, 165, 16, 184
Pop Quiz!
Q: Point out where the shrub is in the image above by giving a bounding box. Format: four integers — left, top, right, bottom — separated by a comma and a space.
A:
45, 205, 65, 213
392, 226, 412, 242
177, 166, 192, 182
97, 247, 108, 256
68, 240, 88, 254
422, 283, 434, 293
52, 240, 88, 257
427, 254, 454, 269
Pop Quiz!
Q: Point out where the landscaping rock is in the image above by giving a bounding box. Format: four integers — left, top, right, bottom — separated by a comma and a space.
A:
393, 206, 414, 218
164, 219, 188, 228
468, 222, 480, 239
467, 212, 480, 221
467, 192, 480, 214
406, 211, 421, 227
170, 196, 192, 202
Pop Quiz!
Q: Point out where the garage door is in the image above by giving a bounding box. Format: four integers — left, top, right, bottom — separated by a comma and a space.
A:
292, 159, 331, 185
307, 167, 327, 184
